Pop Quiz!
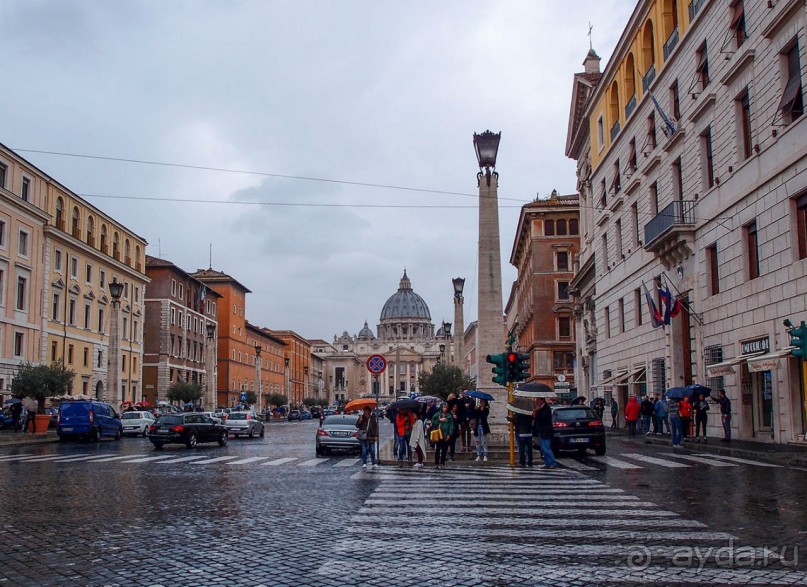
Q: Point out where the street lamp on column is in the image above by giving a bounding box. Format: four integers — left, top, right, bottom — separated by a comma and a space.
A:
439, 343, 446, 364
107, 278, 124, 405
254, 345, 262, 413
284, 357, 290, 407
452, 277, 465, 368
443, 322, 452, 363
206, 323, 216, 410
304, 366, 309, 402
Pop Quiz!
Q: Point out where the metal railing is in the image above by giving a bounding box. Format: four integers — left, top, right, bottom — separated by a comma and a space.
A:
610, 120, 621, 141
644, 200, 696, 246
642, 64, 656, 91
663, 27, 679, 60
689, 0, 706, 21
625, 94, 637, 119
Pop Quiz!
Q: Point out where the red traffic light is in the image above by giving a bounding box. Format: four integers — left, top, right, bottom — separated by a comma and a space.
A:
508, 353, 516, 363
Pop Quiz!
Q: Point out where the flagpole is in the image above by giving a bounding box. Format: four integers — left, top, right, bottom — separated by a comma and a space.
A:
659, 273, 704, 326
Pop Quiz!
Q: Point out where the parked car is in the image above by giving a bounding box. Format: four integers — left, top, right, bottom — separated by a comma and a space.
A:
315, 414, 360, 456
57, 400, 123, 442
287, 409, 302, 421
121, 410, 156, 436
148, 413, 229, 449
200, 411, 223, 425
309, 406, 322, 419
44, 407, 59, 429
300, 410, 312, 421
550, 405, 606, 456
224, 411, 265, 438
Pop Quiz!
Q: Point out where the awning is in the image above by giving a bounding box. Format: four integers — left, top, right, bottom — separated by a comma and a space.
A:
599, 366, 645, 387
746, 348, 795, 373
599, 370, 629, 387
705, 357, 745, 377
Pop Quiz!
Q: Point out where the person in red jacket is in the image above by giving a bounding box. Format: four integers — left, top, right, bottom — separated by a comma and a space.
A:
624, 397, 641, 436
679, 396, 693, 440
395, 409, 416, 465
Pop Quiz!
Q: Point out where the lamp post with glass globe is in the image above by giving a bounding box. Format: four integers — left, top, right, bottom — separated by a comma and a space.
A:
206, 323, 216, 410
107, 278, 124, 405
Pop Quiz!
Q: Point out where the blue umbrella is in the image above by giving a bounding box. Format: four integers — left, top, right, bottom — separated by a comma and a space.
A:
3, 398, 21, 405
686, 384, 712, 399
463, 390, 495, 401
665, 387, 689, 400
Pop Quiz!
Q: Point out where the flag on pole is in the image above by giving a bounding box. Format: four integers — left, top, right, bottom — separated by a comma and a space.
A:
642, 283, 664, 328
197, 285, 207, 313
649, 91, 677, 137
660, 285, 682, 325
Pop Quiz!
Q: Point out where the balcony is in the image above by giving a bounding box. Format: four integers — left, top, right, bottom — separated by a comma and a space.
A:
125, 256, 132, 266
610, 120, 621, 141
625, 94, 637, 119
55, 218, 65, 231
71, 226, 81, 239
689, 0, 706, 21
663, 27, 679, 60
642, 64, 656, 91
101, 243, 109, 255
87, 234, 96, 247
643, 200, 696, 269
113, 250, 121, 261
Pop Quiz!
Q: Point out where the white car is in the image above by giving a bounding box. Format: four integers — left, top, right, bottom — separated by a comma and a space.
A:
224, 411, 265, 438
199, 411, 224, 425
121, 411, 156, 436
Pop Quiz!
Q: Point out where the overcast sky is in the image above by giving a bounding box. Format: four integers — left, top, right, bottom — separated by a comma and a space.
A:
2, 1, 634, 341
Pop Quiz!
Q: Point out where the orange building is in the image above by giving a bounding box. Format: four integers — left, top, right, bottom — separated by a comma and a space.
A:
269, 329, 311, 407
245, 322, 286, 410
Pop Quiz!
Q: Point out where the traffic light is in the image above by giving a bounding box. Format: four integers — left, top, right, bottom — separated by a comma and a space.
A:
787, 320, 807, 360
486, 353, 508, 386
506, 352, 530, 382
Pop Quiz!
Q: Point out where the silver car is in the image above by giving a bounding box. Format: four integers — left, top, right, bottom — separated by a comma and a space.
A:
224, 411, 265, 438
121, 411, 156, 437
316, 414, 360, 456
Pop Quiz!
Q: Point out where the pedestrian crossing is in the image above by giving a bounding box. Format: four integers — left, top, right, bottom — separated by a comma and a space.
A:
562, 450, 783, 472
319, 465, 807, 584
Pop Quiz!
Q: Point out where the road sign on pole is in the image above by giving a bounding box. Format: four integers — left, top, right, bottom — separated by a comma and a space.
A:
367, 354, 387, 375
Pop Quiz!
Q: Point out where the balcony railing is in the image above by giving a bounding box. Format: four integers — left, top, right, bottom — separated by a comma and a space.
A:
87, 234, 96, 247
642, 64, 656, 91
625, 94, 637, 119
644, 200, 696, 246
689, 0, 706, 21
71, 226, 81, 239
610, 120, 621, 141
663, 27, 680, 61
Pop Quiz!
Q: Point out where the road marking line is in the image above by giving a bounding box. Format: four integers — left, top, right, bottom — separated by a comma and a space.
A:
227, 457, 270, 465
348, 526, 735, 540
664, 453, 738, 467
349, 514, 703, 528
154, 455, 209, 464
11, 453, 90, 462
591, 456, 643, 469
0, 454, 36, 461
693, 453, 782, 468
370, 488, 626, 498
335, 458, 360, 467
560, 459, 598, 471
52, 454, 118, 463
262, 457, 297, 466
118, 455, 177, 463
299, 457, 329, 467
88, 455, 150, 463
191, 456, 242, 465
621, 453, 690, 468
357, 506, 668, 516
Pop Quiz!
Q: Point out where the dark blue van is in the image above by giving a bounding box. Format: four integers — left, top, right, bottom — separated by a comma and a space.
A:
57, 401, 123, 441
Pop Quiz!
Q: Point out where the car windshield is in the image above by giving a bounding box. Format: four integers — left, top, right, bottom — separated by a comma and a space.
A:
554, 408, 597, 421
156, 415, 183, 425
228, 413, 247, 420
121, 413, 143, 420
323, 415, 359, 427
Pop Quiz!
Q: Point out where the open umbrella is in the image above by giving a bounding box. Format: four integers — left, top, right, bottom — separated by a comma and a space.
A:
463, 390, 495, 401
506, 396, 535, 415
120, 400, 134, 408
415, 395, 441, 405
389, 398, 420, 411
514, 382, 557, 399
344, 398, 377, 412
22, 397, 38, 412
665, 387, 688, 400
686, 383, 712, 399
3, 398, 21, 406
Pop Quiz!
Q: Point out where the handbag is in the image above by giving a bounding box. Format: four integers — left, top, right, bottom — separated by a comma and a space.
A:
357, 429, 368, 441
430, 428, 443, 442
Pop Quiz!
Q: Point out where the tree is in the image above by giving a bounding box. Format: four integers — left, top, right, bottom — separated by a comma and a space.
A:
166, 381, 204, 404
268, 393, 288, 407
302, 396, 324, 407
245, 391, 257, 406
417, 363, 476, 399
11, 361, 75, 413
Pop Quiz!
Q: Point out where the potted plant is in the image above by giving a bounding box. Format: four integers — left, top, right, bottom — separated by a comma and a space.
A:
11, 361, 74, 434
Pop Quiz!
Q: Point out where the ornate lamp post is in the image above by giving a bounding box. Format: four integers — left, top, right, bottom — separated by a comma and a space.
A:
304, 366, 309, 403
452, 277, 465, 368
254, 344, 262, 413
107, 278, 124, 405
443, 322, 452, 363
439, 343, 446, 364
206, 323, 216, 410
473, 130, 505, 420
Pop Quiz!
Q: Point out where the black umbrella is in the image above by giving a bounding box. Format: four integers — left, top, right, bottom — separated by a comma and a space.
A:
389, 398, 420, 411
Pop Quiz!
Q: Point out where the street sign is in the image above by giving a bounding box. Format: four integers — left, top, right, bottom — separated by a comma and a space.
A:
240, 392, 247, 401
366, 354, 387, 374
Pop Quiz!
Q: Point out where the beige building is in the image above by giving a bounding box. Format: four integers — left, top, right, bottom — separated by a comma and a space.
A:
568, 0, 806, 443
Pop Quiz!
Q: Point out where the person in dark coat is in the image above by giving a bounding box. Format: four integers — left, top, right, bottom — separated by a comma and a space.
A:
10, 401, 22, 433
355, 406, 379, 469
513, 411, 534, 467
693, 393, 710, 442
717, 390, 731, 441
473, 399, 490, 462
533, 397, 558, 469
458, 393, 475, 452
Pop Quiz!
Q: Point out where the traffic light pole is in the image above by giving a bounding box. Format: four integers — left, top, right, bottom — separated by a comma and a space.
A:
508, 381, 515, 466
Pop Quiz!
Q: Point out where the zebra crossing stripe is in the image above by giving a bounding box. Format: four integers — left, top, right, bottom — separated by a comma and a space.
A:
0, 454, 36, 462
12, 453, 90, 462
191, 456, 241, 465
262, 457, 297, 466
299, 458, 329, 467
559, 459, 598, 471
154, 455, 209, 464
590, 456, 643, 469
335, 458, 360, 467
87, 455, 147, 463
693, 453, 782, 468
370, 488, 627, 498
348, 514, 702, 529
664, 453, 738, 467
348, 526, 735, 540
118, 455, 177, 463
357, 506, 670, 516
226, 456, 270, 465
621, 453, 690, 468
52, 454, 119, 463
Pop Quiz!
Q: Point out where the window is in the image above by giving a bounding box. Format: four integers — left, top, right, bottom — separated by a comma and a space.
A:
99, 269, 105, 288
779, 41, 804, 123
649, 181, 659, 216
83, 347, 89, 367
745, 221, 760, 280
602, 233, 609, 269
178, 311, 183, 328
0, 163, 6, 189
171, 279, 176, 296
178, 283, 184, 300
0, 220, 5, 248
70, 257, 78, 279
21, 177, 30, 202
634, 288, 643, 326
628, 138, 637, 172
18, 231, 28, 257
68, 344, 74, 365
13, 332, 23, 357
553, 351, 575, 370
701, 127, 714, 189
68, 299, 76, 325
672, 157, 683, 200
738, 88, 753, 160
670, 80, 681, 120
619, 298, 626, 333
730, 0, 746, 49
98, 349, 103, 368
557, 281, 570, 300
123, 317, 128, 340
797, 193, 807, 260
84, 303, 91, 329
706, 243, 720, 294
51, 341, 57, 362
604, 306, 611, 338
170, 308, 176, 325
612, 159, 621, 194
695, 41, 710, 91
557, 219, 567, 235
233, 304, 237, 315
569, 218, 579, 235
556, 251, 569, 271
600, 179, 607, 208
631, 203, 640, 246
52, 293, 60, 320
85, 263, 92, 283
615, 219, 623, 259
558, 317, 571, 340
134, 286, 139, 302
15, 276, 27, 311
597, 115, 605, 148
54, 249, 62, 272
98, 308, 105, 333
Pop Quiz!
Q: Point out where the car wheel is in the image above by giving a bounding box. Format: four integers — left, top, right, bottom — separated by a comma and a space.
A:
142, 428, 149, 437
248, 428, 254, 439
186, 433, 198, 449
595, 446, 606, 456
114, 427, 123, 441
218, 431, 228, 446
152, 442, 164, 450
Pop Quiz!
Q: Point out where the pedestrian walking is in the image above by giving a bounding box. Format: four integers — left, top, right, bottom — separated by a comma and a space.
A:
410, 412, 426, 468
669, 397, 683, 448
447, 404, 460, 461
10, 401, 22, 433
610, 398, 619, 429
624, 397, 640, 436
356, 406, 379, 470
717, 390, 732, 442
533, 397, 558, 470
513, 411, 534, 467
640, 395, 654, 436
693, 393, 710, 442
473, 399, 490, 462
679, 396, 693, 441
395, 408, 416, 465
431, 402, 454, 469
459, 393, 474, 452
570, 396, 586, 406
593, 397, 605, 420
653, 394, 667, 436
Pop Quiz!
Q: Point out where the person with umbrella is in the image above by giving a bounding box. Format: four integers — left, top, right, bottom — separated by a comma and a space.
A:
355, 406, 379, 470
668, 394, 683, 448
458, 392, 476, 453
717, 389, 732, 442
679, 395, 693, 441
10, 400, 22, 433
473, 399, 491, 462
693, 393, 710, 442
410, 407, 427, 468
395, 406, 417, 466
533, 396, 558, 469
430, 402, 454, 469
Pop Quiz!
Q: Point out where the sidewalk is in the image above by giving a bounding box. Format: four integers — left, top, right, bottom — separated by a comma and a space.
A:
0, 430, 59, 449
612, 427, 807, 467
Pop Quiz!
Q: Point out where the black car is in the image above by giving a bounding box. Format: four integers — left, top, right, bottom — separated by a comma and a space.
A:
287, 410, 302, 421
309, 406, 322, 419
148, 413, 229, 449
550, 405, 606, 456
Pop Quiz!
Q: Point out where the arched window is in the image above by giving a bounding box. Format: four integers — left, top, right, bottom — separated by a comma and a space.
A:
124, 239, 131, 265
662, 0, 678, 44
86, 215, 94, 245
113, 232, 120, 260
71, 207, 80, 237
641, 20, 656, 83
135, 245, 141, 270
608, 81, 620, 137
55, 197, 64, 229
100, 225, 108, 253
545, 220, 555, 236
625, 53, 637, 117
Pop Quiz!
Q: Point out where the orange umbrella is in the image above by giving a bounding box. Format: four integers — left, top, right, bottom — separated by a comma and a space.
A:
344, 398, 377, 412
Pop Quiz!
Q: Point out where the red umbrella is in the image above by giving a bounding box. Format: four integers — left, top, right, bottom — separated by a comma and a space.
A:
344, 398, 378, 412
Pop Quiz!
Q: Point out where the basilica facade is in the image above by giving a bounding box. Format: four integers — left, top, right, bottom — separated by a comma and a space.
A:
312, 271, 452, 404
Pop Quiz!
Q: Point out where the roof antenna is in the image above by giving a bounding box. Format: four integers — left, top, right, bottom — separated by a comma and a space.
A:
209, 243, 213, 269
